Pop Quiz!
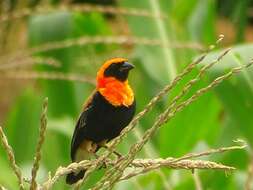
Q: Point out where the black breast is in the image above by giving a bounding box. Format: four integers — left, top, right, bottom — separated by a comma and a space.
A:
81, 92, 136, 142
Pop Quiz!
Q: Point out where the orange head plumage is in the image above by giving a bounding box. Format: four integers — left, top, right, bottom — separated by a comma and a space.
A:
96, 58, 135, 107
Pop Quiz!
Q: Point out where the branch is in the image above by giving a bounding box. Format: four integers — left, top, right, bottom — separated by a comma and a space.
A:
120, 159, 234, 181
40, 143, 245, 189
42, 160, 92, 189
0, 127, 25, 190
30, 98, 48, 190
169, 143, 247, 163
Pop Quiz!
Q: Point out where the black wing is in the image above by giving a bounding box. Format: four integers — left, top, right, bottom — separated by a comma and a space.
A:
70, 95, 94, 161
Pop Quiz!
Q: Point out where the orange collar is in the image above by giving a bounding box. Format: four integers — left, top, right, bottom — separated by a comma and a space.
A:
97, 77, 134, 107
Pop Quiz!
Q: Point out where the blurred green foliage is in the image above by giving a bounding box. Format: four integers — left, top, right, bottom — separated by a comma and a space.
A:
0, 0, 253, 189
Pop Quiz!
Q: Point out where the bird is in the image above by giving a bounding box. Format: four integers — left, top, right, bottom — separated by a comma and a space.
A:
66, 57, 136, 185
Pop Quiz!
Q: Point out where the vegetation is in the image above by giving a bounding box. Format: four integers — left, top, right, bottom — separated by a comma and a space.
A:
0, 0, 253, 189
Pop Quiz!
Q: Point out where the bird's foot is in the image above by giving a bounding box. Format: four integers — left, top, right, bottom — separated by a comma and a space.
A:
100, 145, 123, 159
87, 141, 98, 153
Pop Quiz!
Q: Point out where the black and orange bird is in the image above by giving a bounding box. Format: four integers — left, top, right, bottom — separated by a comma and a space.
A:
66, 58, 136, 185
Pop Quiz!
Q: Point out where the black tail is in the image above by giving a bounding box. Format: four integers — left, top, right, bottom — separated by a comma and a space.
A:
66, 170, 85, 185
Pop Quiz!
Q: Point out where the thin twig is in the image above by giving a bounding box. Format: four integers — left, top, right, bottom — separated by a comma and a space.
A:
42, 160, 93, 189
41, 143, 243, 189
30, 98, 48, 190
1, 36, 204, 63
0, 71, 95, 84
0, 4, 168, 23
0, 36, 204, 69
170, 144, 247, 164
0, 127, 25, 190
120, 159, 235, 182
0, 56, 60, 70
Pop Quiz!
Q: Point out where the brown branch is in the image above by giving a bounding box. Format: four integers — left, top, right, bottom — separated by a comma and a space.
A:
0, 127, 25, 190
30, 98, 48, 190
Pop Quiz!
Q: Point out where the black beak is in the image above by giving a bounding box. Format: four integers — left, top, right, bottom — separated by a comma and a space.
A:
120, 62, 135, 71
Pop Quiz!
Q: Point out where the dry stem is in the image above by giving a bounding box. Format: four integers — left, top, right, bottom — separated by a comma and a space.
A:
120, 159, 234, 182
30, 98, 48, 190
0, 4, 168, 23
0, 127, 24, 190
41, 143, 244, 189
